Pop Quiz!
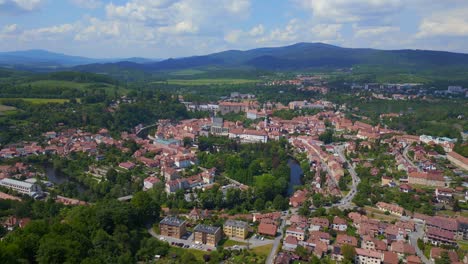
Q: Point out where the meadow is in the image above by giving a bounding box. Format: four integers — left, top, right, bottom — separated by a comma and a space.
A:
153, 78, 258, 86
0, 98, 70, 104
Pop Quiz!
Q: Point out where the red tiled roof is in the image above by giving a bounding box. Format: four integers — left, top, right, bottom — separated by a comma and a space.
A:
258, 222, 277, 237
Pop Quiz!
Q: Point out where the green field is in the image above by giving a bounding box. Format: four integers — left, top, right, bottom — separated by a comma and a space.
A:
0, 104, 17, 115
169, 69, 206, 76
20, 80, 93, 89
154, 78, 258, 86
0, 98, 70, 104
19, 80, 126, 95
251, 244, 273, 257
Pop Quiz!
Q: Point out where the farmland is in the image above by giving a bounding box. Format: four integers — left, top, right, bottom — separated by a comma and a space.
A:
153, 78, 258, 86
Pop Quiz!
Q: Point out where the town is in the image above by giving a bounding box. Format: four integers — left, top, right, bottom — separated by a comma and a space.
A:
1, 82, 467, 264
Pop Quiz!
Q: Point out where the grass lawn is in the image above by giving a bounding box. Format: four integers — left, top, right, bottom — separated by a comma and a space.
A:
219, 238, 247, 247
458, 240, 468, 251
251, 244, 273, 258
153, 78, 258, 86
166, 246, 207, 262
0, 98, 70, 104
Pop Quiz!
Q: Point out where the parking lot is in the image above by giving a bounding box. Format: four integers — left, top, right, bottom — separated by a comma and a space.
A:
149, 228, 216, 252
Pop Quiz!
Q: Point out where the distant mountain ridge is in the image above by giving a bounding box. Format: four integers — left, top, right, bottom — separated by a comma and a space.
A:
0, 49, 160, 69
72, 42, 468, 74
3, 43, 468, 73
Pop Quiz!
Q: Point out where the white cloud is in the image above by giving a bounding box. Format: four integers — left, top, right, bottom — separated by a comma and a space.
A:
249, 24, 264, 37
354, 25, 400, 38
416, 8, 468, 38
70, 0, 102, 9
296, 0, 403, 23
1, 24, 19, 34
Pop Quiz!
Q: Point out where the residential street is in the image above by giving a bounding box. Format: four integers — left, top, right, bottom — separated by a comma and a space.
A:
408, 222, 432, 264
266, 212, 288, 264
335, 145, 360, 209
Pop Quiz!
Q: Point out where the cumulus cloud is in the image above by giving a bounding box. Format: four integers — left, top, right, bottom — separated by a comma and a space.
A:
416, 8, 468, 38
0, 0, 43, 14
296, 0, 403, 23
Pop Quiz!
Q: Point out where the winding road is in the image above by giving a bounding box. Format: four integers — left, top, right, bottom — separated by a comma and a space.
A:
335, 145, 360, 209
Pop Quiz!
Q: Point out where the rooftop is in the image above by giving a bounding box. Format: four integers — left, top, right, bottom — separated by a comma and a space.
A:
194, 224, 220, 234
159, 216, 186, 227
224, 219, 249, 229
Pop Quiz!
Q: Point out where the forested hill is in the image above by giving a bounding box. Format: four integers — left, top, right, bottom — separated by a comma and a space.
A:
73, 42, 468, 73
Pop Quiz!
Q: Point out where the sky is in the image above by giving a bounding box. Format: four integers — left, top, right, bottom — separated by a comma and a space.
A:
1, 0, 468, 58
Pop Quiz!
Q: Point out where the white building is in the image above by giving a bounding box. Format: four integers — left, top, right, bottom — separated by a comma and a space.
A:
0, 178, 42, 196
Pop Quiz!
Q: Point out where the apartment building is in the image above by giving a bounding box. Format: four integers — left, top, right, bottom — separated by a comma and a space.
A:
159, 216, 187, 239
223, 220, 249, 239
193, 224, 222, 247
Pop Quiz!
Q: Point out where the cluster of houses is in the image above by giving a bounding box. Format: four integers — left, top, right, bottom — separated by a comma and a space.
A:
276, 211, 468, 264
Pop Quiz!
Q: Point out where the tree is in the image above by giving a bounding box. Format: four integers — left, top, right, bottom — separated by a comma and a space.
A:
106, 169, 118, 183
453, 200, 461, 212
341, 244, 356, 263
254, 198, 265, 211
273, 195, 288, 210
435, 251, 451, 264
131, 191, 161, 223
319, 129, 334, 144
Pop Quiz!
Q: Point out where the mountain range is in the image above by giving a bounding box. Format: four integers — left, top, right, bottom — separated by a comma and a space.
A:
0, 49, 159, 70
3, 43, 468, 73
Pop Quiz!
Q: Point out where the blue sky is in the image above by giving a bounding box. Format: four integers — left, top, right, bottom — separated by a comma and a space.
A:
1, 0, 468, 58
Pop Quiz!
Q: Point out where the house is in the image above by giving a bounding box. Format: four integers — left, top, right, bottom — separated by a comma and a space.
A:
285, 227, 306, 241
143, 176, 160, 190
159, 216, 187, 239
383, 251, 399, 264
336, 234, 358, 247
283, 235, 298, 251
425, 216, 459, 245
289, 189, 308, 208
118, 161, 136, 170
355, 248, 383, 264
446, 151, 468, 170
390, 241, 415, 258
193, 224, 222, 247
309, 217, 329, 231
258, 222, 277, 237
223, 220, 249, 239
0, 178, 42, 196
407, 255, 422, 264
331, 246, 344, 262
3, 216, 31, 230
332, 216, 348, 231
376, 202, 405, 216
435, 188, 453, 203
408, 171, 445, 187
308, 231, 331, 244
425, 227, 456, 246
399, 184, 412, 193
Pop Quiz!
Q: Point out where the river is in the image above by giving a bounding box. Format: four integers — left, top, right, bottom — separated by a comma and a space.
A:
44, 164, 87, 194
288, 159, 303, 195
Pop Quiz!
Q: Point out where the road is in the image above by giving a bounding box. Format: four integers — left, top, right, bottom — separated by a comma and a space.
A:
408, 222, 432, 264
266, 212, 288, 264
403, 145, 421, 172
335, 145, 360, 209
